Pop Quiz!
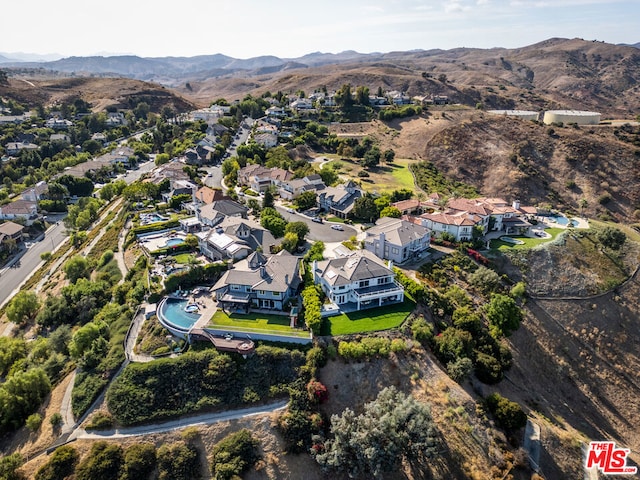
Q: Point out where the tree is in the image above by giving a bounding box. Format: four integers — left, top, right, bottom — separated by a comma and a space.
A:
211, 429, 260, 480
0, 368, 51, 432
468, 266, 501, 294
281, 232, 299, 253
354, 86, 370, 105
26, 413, 43, 431
35, 445, 78, 480
285, 221, 309, 244
304, 241, 325, 262
485, 294, 522, 337
75, 441, 124, 480
597, 226, 626, 250
485, 393, 527, 431
157, 441, 200, 480
260, 207, 287, 238
314, 386, 438, 478
334, 84, 354, 109
294, 191, 317, 211
6, 291, 40, 325
63, 255, 91, 284
184, 234, 199, 249
0, 453, 24, 480
362, 146, 381, 168
262, 189, 275, 208
68, 320, 109, 359
352, 194, 379, 223
121, 443, 157, 480
379, 206, 401, 218
383, 149, 395, 163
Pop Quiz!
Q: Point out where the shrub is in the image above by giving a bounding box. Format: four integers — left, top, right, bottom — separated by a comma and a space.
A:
447, 357, 473, 382
49, 412, 63, 428
485, 393, 527, 431
307, 380, 329, 404
121, 443, 157, 480
26, 413, 43, 432
302, 285, 323, 335
596, 226, 626, 250
85, 411, 114, 430
210, 429, 260, 480
35, 445, 78, 480
157, 441, 200, 480
75, 442, 124, 480
411, 317, 434, 344
475, 352, 503, 384
433, 328, 474, 364
390, 338, 407, 353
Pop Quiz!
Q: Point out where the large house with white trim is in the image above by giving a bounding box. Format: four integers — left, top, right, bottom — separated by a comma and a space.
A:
364, 217, 431, 263
313, 249, 404, 311
211, 250, 301, 313
196, 217, 275, 262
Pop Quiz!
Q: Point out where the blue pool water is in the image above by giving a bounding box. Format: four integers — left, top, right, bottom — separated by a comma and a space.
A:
165, 238, 185, 247
159, 298, 200, 330
544, 215, 577, 227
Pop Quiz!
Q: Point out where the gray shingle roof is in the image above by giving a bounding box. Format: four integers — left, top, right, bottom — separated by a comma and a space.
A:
315, 250, 392, 286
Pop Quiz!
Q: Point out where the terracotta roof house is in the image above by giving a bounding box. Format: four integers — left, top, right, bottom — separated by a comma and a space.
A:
0, 200, 38, 225
417, 211, 480, 242
364, 217, 431, 263
313, 249, 404, 311
194, 186, 227, 205
211, 250, 301, 313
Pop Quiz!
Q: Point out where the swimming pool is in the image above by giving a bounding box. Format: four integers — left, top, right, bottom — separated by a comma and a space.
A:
158, 297, 201, 331
543, 215, 577, 227
165, 238, 185, 247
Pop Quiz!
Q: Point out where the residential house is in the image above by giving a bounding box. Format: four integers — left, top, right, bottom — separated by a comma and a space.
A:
391, 199, 434, 216
161, 179, 197, 203
317, 181, 363, 218
0, 221, 25, 249
105, 112, 127, 127
0, 114, 29, 125
45, 117, 73, 129
211, 250, 301, 313
194, 186, 227, 205
5, 142, 39, 156
364, 217, 431, 263
253, 133, 278, 148
197, 217, 276, 262
290, 98, 315, 111
279, 175, 325, 201
21, 181, 48, 202
91, 132, 108, 144
62, 158, 114, 179
313, 249, 404, 311
148, 161, 190, 186
50, 133, 71, 143
197, 199, 248, 227
416, 211, 480, 242
265, 106, 286, 117
237, 165, 293, 193
97, 146, 135, 168
0, 200, 38, 225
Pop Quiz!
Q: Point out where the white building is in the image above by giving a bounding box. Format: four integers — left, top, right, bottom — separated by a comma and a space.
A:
313, 250, 404, 311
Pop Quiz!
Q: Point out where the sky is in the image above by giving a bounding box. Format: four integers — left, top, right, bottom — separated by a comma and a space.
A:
2, 0, 639, 59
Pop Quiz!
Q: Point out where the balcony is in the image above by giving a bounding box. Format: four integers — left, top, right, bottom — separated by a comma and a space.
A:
353, 281, 404, 301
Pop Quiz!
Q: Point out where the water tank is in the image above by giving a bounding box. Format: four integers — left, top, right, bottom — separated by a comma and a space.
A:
543, 110, 600, 125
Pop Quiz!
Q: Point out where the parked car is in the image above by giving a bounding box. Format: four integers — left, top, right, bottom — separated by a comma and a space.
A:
286, 208, 296, 214
312, 217, 323, 223
331, 224, 344, 231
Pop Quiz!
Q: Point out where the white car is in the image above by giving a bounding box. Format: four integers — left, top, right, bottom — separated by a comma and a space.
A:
286, 208, 296, 214
331, 224, 344, 231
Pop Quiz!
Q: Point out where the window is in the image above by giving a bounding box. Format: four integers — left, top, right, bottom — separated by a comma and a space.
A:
273, 291, 280, 297
259, 290, 265, 295
231, 285, 241, 291
359, 280, 370, 288
392, 247, 399, 254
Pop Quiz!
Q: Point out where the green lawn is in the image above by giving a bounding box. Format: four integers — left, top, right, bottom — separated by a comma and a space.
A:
209, 310, 311, 338
490, 228, 565, 250
173, 253, 196, 264
321, 298, 416, 336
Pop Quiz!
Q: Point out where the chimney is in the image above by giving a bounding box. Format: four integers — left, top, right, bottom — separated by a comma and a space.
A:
512, 200, 520, 210
260, 266, 267, 278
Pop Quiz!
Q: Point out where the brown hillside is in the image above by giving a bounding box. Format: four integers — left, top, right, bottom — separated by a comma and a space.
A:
421, 115, 639, 222
178, 38, 640, 117
0, 76, 196, 113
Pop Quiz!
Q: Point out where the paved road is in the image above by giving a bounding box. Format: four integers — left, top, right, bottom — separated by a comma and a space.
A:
121, 159, 156, 184
72, 400, 287, 439
276, 206, 359, 242
0, 221, 69, 309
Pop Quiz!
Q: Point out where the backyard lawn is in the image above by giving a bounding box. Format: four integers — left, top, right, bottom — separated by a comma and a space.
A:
173, 253, 197, 264
490, 228, 565, 250
326, 158, 417, 195
320, 298, 416, 336
209, 310, 311, 338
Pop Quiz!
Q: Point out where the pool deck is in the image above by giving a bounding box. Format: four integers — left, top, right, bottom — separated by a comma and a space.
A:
140, 232, 187, 252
